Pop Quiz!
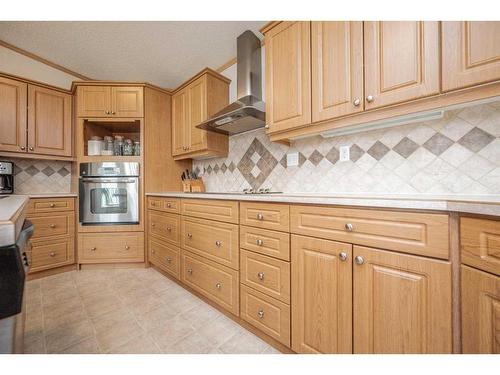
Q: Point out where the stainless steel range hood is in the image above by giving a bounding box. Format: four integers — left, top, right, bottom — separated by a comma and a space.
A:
197, 30, 265, 135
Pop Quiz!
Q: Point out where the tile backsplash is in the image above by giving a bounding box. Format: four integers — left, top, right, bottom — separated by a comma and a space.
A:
193, 102, 500, 195
1, 158, 72, 194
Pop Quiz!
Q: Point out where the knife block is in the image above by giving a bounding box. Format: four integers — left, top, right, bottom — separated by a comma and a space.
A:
182, 179, 205, 193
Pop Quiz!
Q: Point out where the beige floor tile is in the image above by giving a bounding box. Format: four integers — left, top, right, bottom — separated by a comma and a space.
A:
76, 280, 113, 298
81, 292, 123, 319
45, 319, 94, 353
262, 345, 282, 354
60, 337, 100, 354
26, 279, 41, 293
92, 307, 145, 353
164, 332, 217, 354
148, 315, 195, 351
179, 302, 221, 329
198, 314, 242, 347
23, 334, 46, 354
121, 292, 164, 316
43, 297, 86, 333
218, 330, 270, 354
25, 315, 44, 342
41, 286, 79, 307
107, 333, 160, 354
134, 304, 179, 331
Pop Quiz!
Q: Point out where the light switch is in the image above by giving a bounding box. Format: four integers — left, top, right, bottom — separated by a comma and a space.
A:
339, 146, 350, 162
286, 152, 299, 167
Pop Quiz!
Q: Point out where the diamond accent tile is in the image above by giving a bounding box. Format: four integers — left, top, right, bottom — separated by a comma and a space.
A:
206, 165, 212, 175
194, 166, 201, 176
308, 150, 323, 166
228, 162, 236, 173
279, 155, 287, 169
349, 144, 364, 163
237, 139, 278, 189
25, 166, 39, 176
458, 127, 495, 153
42, 166, 55, 177
297, 152, 306, 167
220, 163, 227, 173
423, 133, 454, 156
393, 137, 419, 158
213, 164, 220, 173
325, 147, 339, 164
367, 141, 390, 161
250, 151, 260, 164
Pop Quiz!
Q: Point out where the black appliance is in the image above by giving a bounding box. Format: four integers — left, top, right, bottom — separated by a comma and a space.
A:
0, 161, 14, 194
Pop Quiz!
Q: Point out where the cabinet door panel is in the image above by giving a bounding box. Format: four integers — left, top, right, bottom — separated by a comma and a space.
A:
363, 21, 439, 109
172, 90, 187, 155
462, 265, 500, 353
77, 86, 111, 117
265, 21, 311, 132
111, 86, 143, 117
312, 21, 364, 122
353, 245, 452, 353
28, 85, 72, 157
0, 76, 27, 153
187, 77, 207, 152
443, 21, 500, 91
291, 235, 352, 353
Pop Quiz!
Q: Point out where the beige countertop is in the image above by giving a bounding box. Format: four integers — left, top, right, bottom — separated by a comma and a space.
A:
23, 193, 78, 198
0, 195, 30, 247
146, 192, 500, 216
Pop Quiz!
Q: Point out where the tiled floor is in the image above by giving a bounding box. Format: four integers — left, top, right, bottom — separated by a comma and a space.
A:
23, 268, 281, 354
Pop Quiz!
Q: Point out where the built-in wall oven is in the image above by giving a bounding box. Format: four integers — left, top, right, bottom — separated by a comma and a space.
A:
79, 162, 139, 225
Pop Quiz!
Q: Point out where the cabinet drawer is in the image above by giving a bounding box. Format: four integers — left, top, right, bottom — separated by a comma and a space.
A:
240, 202, 289, 232
148, 211, 180, 246
181, 216, 239, 269
181, 199, 239, 224
30, 237, 74, 273
29, 212, 75, 239
148, 237, 180, 280
181, 250, 239, 316
147, 196, 180, 214
240, 284, 291, 347
461, 217, 500, 276
240, 225, 290, 261
28, 197, 75, 214
78, 232, 144, 263
291, 205, 450, 259
240, 250, 290, 303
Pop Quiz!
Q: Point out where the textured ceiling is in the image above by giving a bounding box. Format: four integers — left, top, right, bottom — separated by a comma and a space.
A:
0, 21, 267, 88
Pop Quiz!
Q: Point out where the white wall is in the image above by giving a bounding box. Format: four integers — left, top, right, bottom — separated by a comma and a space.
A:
0, 45, 81, 89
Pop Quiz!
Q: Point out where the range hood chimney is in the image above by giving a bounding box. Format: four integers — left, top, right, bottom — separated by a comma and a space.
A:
197, 30, 266, 135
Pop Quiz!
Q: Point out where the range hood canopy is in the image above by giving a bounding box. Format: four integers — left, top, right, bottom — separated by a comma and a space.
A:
197, 30, 266, 135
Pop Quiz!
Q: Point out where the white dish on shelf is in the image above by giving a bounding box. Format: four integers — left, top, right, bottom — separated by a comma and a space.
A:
100, 150, 114, 156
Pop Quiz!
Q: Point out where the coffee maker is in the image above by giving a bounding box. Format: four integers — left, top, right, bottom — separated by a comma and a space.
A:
0, 161, 14, 194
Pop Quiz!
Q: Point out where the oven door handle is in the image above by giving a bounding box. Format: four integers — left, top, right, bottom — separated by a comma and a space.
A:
80, 178, 137, 184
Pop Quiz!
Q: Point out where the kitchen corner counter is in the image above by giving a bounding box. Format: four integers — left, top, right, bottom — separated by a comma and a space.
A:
145, 192, 500, 217
23, 193, 78, 198
0, 195, 29, 247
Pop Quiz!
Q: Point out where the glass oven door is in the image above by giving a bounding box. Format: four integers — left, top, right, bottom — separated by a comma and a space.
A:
79, 177, 139, 225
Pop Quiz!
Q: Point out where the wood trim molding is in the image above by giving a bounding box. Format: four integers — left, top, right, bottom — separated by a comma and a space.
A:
260, 21, 282, 34
0, 39, 91, 80
216, 57, 237, 73
172, 67, 231, 94
0, 71, 73, 94
70, 80, 173, 95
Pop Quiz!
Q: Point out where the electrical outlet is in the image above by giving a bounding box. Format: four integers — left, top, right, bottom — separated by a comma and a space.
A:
339, 146, 350, 162
286, 152, 299, 167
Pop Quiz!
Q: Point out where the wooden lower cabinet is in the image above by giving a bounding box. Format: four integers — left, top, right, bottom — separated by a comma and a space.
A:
29, 237, 75, 273
149, 237, 180, 280
461, 265, 500, 353
78, 232, 144, 263
291, 235, 353, 354
353, 245, 452, 353
181, 250, 239, 316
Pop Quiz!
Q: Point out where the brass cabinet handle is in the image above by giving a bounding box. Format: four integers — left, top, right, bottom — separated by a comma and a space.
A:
49, 203, 55, 208
91, 247, 97, 251
366, 95, 374, 103
256, 239, 263, 246
215, 283, 222, 289
345, 223, 353, 232
257, 272, 265, 281
166, 257, 172, 263
215, 240, 222, 247
167, 227, 172, 232
49, 252, 56, 257
151, 223, 156, 227
151, 249, 155, 254
29, 146, 34, 151
353, 98, 361, 107
111, 111, 116, 115
355, 256, 364, 265
187, 268, 193, 274
339, 252, 348, 262
257, 309, 265, 319
105, 110, 110, 114
166, 203, 171, 208
151, 202, 156, 206
257, 213, 264, 220
49, 224, 56, 228
20, 146, 26, 150
125, 245, 130, 250
187, 233, 192, 238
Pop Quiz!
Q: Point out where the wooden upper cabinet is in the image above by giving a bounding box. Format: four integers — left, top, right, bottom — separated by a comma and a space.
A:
442, 21, 500, 91
353, 246, 452, 354
265, 21, 311, 132
76, 85, 143, 117
27, 85, 72, 157
461, 265, 500, 354
171, 70, 229, 160
291, 235, 353, 354
111, 86, 144, 117
77, 86, 111, 117
0, 76, 27, 153
363, 21, 440, 109
311, 21, 364, 122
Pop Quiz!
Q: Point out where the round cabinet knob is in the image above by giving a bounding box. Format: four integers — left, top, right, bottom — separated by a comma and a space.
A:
111, 111, 116, 115
49, 203, 55, 208
167, 227, 172, 232
49, 252, 56, 257
339, 252, 348, 262
49, 224, 56, 228
345, 223, 354, 232
257, 272, 265, 281
187, 268, 193, 274
215, 240, 222, 247
151, 202, 156, 206
256, 239, 263, 246
125, 245, 130, 250
166, 203, 171, 208
257, 213, 264, 220
151, 223, 156, 227
353, 98, 361, 107
151, 249, 155, 254
355, 256, 364, 265
105, 111, 110, 114
264, 124, 269, 129
166, 257, 172, 263
187, 233, 192, 238
29, 146, 34, 151
215, 283, 222, 289
91, 247, 97, 252
257, 309, 265, 319
366, 95, 374, 103
20, 146, 26, 150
